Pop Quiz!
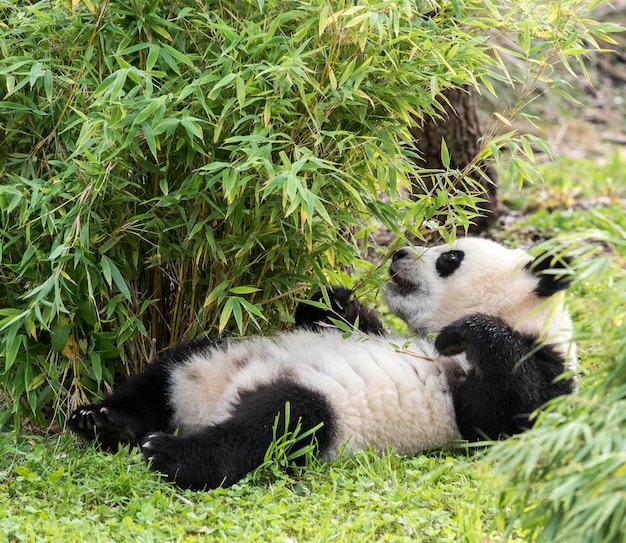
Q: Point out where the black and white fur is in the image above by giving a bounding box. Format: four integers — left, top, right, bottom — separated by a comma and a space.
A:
68, 238, 576, 490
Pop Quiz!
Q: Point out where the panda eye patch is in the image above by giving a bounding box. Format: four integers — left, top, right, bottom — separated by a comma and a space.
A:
436, 250, 465, 278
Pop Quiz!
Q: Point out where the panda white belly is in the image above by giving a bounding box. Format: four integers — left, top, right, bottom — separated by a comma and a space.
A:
167, 330, 461, 459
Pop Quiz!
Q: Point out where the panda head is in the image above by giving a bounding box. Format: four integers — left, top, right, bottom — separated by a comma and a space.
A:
384, 237, 574, 357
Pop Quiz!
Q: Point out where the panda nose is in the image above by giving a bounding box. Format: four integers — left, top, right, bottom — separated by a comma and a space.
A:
392, 248, 409, 262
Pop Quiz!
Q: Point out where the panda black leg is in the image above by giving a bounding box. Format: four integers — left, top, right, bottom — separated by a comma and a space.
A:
436, 313, 572, 442
68, 339, 219, 451
141, 380, 335, 490
68, 362, 174, 452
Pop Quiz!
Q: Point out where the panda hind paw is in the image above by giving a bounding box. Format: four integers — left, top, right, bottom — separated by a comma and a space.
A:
141, 433, 202, 489
68, 404, 137, 451
141, 433, 172, 461
68, 405, 108, 438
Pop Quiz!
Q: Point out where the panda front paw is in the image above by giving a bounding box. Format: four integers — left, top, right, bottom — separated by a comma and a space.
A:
436, 313, 527, 374
435, 315, 480, 357
434, 325, 467, 357
436, 313, 513, 356
67, 404, 137, 451
295, 286, 385, 336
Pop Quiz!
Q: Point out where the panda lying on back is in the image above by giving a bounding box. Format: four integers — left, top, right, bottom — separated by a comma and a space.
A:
68, 238, 576, 490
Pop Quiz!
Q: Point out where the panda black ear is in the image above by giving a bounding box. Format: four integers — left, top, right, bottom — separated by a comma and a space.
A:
526, 253, 574, 297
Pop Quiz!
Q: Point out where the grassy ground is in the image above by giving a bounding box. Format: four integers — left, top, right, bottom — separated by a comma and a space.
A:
0, 435, 495, 542
1, 154, 624, 543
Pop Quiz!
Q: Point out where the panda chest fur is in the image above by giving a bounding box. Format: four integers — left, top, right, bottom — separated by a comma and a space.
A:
166, 331, 461, 459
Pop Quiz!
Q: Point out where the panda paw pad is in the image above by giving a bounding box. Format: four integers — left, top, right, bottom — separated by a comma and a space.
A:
68, 405, 109, 436
68, 404, 138, 449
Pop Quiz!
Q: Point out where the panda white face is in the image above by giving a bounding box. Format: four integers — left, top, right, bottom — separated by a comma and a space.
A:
384, 238, 571, 346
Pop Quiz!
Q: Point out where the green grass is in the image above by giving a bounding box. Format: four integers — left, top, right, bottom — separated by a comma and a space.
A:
1, 153, 624, 542
1, 434, 500, 542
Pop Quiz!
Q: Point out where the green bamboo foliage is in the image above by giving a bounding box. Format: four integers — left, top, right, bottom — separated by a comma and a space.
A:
0, 0, 619, 427
0, 0, 477, 426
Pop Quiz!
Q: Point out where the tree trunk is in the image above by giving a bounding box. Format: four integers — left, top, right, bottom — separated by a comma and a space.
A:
409, 86, 503, 233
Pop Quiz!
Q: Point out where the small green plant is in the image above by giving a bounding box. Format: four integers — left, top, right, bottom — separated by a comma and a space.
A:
250, 401, 324, 486
501, 151, 626, 212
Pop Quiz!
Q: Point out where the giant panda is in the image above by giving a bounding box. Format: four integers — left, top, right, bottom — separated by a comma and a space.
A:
68, 237, 576, 490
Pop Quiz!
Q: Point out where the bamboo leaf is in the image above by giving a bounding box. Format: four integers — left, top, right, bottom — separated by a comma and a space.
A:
229, 286, 260, 295
218, 298, 234, 333
142, 122, 158, 159
440, 137, 450, 169
133, 98, 164, 127
51, 322, 71, 353
101, 257, 131, 301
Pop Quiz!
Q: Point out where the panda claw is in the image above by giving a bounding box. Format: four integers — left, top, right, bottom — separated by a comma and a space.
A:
141, 434, 162, 452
